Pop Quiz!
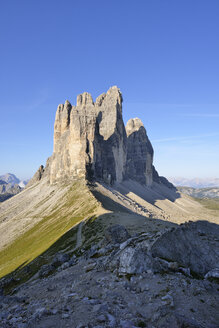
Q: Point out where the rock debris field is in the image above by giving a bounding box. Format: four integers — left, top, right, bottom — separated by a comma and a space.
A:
0, 221, 218, 328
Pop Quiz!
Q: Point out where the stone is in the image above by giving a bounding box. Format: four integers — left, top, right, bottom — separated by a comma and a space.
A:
120, 320, 136, 328
52, 253, 70, 268
105, 225, 130, 244
38, 264, 54, 278
139, 283, 149, 292
32, 307, 46, 320
106, 313, 116, 327
175, 314, 205, 328
97, 314, 106, 323
61, 313, 70, 319
68, 255, 77, 266
118, 245, 154, 274
51, 309, 58, 315
84, 262, 96, 272
151, 221, 219, 277
61, 262, 70, 270
205, 268, 219, 280
161, 294, 174, 308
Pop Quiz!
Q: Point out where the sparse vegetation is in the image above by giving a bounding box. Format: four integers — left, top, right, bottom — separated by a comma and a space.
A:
194, 198, 219, 211
0, 182, 100, 280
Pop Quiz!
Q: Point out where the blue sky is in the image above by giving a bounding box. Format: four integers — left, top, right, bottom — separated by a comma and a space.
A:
0, 0, 218, 180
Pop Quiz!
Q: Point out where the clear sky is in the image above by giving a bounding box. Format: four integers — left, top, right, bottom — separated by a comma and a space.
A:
0, 0, 218, 180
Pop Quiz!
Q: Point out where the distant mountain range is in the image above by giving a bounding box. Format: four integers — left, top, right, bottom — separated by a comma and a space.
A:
177, 186, 219, 199
0, 173, 29, 202
0, 173, 29, 188
168, 177, 219, 188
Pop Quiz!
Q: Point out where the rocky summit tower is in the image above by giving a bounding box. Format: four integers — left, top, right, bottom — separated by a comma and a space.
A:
28, 86, 172, 188
50, 86, 127, 184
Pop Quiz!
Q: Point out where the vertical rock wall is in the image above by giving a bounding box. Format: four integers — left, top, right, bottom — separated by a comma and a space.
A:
49, 86, 127, 184
126, 118, 154, 186
94, 86, 127, 183
35, 86, 167, 187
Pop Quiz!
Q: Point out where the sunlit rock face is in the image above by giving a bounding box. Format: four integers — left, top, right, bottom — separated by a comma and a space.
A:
49, 86, 127, 184
35, 86, 166, 187
50, 96, 96, 183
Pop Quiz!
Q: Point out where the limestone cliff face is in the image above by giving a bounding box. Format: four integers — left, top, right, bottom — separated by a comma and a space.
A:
49, 86, 127, 184
94, 87, 127, 184
36, 86, 172, 188
126, 118, 153, 186
50, 96, 97, 183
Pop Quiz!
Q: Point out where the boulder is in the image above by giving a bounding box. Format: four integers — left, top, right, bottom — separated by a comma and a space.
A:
118, 245, 154, 274
151, 221, 219, 277
108, 221, 219, 278
105, 225, 130, 244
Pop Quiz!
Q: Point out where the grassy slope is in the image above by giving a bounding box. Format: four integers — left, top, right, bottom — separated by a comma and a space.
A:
0, 181, 100, 279
194, 198, 219, 211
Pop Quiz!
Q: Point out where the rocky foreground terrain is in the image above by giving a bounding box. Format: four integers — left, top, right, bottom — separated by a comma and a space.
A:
0, 87, 218, 328
0, 217, 218, 328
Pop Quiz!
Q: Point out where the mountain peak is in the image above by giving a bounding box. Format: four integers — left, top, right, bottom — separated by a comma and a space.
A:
126, 118, 145, 136
28, 87, 173, 189
0, 173, 20, 186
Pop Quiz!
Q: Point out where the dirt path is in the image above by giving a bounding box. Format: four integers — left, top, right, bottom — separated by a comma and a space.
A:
75, 221, 84, 249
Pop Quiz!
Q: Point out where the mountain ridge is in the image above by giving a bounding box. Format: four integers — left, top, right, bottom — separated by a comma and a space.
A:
177, 186, 219, 199
27, 86, 174, 190
168, 177, 219, 188
0, 173, 29, 188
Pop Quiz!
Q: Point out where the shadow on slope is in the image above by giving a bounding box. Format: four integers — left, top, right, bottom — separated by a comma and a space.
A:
89, 180, 182, 217
0, 182, 179, 295
116, 180, 181, 207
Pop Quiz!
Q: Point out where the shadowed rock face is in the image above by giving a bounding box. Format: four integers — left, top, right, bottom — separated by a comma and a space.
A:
126, 118, 154, 186
33, 86, 170, 187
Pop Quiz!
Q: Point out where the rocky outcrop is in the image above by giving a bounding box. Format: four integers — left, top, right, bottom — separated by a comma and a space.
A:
105, 225, 130, 244
126, 118, 154, 186
105, 221, 219, 279
151, 221, 219, 277
26, 165, 45, 187
1, 220, 218, 328
48, 86, 127, 184
34, 86, 171, 187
